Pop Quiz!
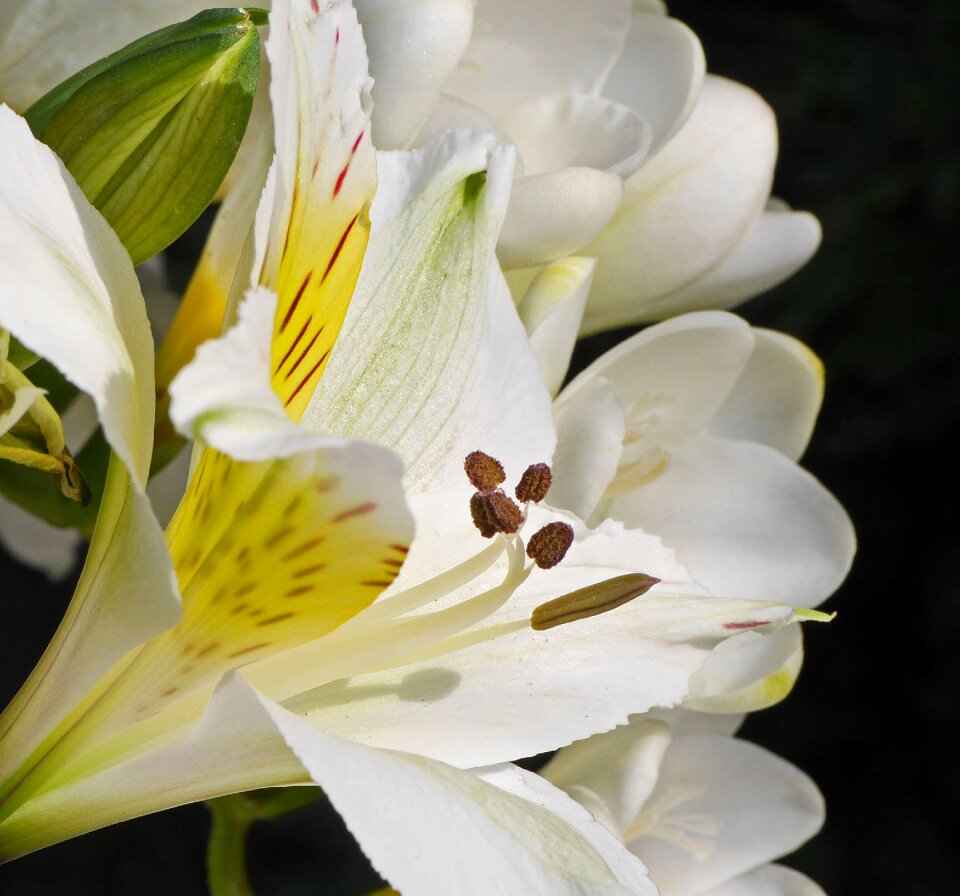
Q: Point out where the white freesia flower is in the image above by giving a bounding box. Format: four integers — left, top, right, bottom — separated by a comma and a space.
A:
543, 716, 828, 896
0, 3, 817, 891
513, 274, 855, 713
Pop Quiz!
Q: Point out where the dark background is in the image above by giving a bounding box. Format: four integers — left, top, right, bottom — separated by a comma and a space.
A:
2, 0, 957, 892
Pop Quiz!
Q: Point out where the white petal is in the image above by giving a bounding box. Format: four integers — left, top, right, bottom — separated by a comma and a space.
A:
603, 14, 705, 156
606, 435, 856, 606
0, 673, 307, 859
631, 736, 824, 896
0, 461, 181, 788
684, 625, 805, 713
0, 107, 181, 777
303, 131, 555, 492
0, 0, 210, 112
543, 719, 672, 838
561, 312, 755, 446
444, 0, 632, 120
518, 256, 594, 396
0, 104, 154, 480
551, 376, 626, 520
582, 76, 778, 332
502, 93, 651, 178
275, 519, 799, 767
710, 329, 824, 462
499, 167, 624, 269
274, 717, 653, 895
356, 0, 474, 149
654, 208, 823, 317
414, 93, 505, 146
706, 864, 827, 896
476, 764, 658, 895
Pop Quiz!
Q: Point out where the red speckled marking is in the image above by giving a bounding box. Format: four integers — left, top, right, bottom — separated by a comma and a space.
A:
723, 620, 770, 630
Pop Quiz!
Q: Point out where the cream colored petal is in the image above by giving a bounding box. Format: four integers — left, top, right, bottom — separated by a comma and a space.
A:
444, 0, 632, 120
502, 93, 651, 178
646, 208, 822, 319
710, 329, 824, 462
356, 0, 474, 149
606, 435, 855, 607
630, 736, 824, 896
499, 167, 624, 269
518, 256, 594, 396
582, 76, 778, 333
551, 376, 626, 521
603, 13, 705, 156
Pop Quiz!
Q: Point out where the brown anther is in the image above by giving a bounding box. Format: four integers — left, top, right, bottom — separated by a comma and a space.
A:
470, 490, 524, 538
531, 573, 661, 631
515, 462, 552, 504
525, 521, 574, 569
464, 450, 506, 492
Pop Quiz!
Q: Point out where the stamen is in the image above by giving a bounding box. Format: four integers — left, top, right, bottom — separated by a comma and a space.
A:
525, 521, 574, 569
531, 572, 660, 630
515, 462, 552, 504
464, 450, 506, 491
470, 490, 523, 538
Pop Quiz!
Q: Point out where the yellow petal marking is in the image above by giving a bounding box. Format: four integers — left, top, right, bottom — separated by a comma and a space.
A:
264, 2, 377, 421
109, 447, 409, 724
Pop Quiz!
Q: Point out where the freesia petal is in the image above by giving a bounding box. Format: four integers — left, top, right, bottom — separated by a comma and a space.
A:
684, 625, 805, 713
518, 256, 594, 396
260, 0, 377, 421
630, 736, 824, 896
502, 93, 651, 178
582, 76, 778, 332
303, 130, 555, 492
561, 312, 755, 447
603, 13, 705, 156
710, 329, 824, 462
444, 0, 632, 120
499, 167, 624, 269
542, 719, 672, 838
414, 93, 505, 145
658, 208, 822, 317
0, 0, 210, 111
606, 435, 856, 606
550, 376, 626, 520
356, 0, 473, 149
706, 864, 827, 896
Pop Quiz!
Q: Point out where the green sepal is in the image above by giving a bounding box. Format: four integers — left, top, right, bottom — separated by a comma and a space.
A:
25, 9, 266, 265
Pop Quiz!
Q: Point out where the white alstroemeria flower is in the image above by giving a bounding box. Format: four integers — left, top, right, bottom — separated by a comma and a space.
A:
543, 717, 827, 896
0, 3, 810, 889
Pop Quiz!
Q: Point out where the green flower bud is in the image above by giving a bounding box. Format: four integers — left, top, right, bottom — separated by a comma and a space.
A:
25, 8, 266, 265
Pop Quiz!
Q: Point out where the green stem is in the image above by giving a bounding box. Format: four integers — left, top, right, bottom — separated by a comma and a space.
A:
206, 797, 256, 896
